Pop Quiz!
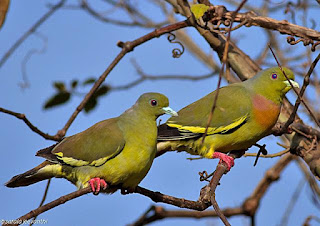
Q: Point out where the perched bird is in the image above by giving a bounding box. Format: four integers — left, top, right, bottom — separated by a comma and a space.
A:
6, 93, 177, 194
158, 67, 299, 170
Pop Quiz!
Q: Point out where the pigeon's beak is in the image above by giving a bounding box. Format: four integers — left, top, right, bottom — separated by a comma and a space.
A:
162, 107, 178, 116
283, 80, 299, 89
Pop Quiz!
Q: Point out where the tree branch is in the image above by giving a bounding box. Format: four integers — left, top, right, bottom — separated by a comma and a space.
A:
283, 53, 320, 130
244, 149, 289, 158
9, 187, 91, 226
81, 0, 168, 28
0, 107, 60, 141
55, 20, 190, 138
130, 153, 295, 225
130, 205, 244, 226
0, 0, 66, 68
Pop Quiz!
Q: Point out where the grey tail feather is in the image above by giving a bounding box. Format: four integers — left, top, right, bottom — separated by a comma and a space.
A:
5, 161, 53, 188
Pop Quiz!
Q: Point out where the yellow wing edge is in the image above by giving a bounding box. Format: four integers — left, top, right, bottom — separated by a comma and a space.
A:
167, 114, 248, 135
54, 146, 123, 167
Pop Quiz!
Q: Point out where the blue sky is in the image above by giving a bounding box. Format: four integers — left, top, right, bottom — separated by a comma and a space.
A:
1, 1, 319, 226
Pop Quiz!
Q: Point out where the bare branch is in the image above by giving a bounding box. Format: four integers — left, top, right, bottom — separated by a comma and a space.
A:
56, 20, 190, 138
244, 149, 290, 158
30, 179, 51, 226
283, 54, 320, 130
295, 159, 320, 201
303, 215, 320, 226
201, 0, 247, 146
9, 154, 295, 225
202, 5, 320, 44
9, 187, 92, 226
130, 205, 244, 226
242, 154, 295, 216
279, 178, 305, 226
269, 46, 320, 129
0, 0, 66, 68
81, 0, 167, 28
131, 153, 295, 225
0, 107, 60, 141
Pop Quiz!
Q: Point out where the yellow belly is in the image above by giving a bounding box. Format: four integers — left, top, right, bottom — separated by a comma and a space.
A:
62, 146, 156, 190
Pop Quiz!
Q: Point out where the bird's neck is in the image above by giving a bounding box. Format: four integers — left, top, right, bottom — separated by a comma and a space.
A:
122, 105, 158, 123
245, 79, 283, 105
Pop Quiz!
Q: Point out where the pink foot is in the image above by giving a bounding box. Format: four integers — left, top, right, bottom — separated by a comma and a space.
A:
212, 152, 234, 171
88, 178, 108, 195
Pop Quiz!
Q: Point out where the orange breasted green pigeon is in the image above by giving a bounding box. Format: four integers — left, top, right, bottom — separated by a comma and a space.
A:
157, 67, 299, 170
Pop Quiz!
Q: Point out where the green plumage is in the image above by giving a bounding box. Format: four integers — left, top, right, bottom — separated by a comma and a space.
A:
6, 93, 177, 192
158, 67, 299, 159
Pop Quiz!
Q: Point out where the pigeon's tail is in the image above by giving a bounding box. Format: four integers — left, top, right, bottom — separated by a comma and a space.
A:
5, 161, 56, 188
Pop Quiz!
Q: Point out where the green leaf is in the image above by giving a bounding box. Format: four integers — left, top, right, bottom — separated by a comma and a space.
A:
53, 82, 66, 92
83, 85, 110, 113
71, 80, 78, 89
83, 77, 96, 86
84, 97, 97, 113
191, 4, 209, 19
95, 85, 110, 97
43, 92, 71, 109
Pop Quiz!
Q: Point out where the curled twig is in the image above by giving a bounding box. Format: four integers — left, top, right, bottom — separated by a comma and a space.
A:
287, 36, 319, 52
199, 171, 212, 182
167, 32, 185, 58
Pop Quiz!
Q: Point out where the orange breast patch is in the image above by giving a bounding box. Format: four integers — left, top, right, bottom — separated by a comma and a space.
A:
252, 94, 280, 130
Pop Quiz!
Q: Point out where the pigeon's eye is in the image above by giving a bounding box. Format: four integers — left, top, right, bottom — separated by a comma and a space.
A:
271, 73, 278, 79
150, 99, 158, 106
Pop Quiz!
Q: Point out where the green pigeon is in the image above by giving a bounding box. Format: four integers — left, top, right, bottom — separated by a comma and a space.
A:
157, 67, 299, 170
6, 93, 177, 194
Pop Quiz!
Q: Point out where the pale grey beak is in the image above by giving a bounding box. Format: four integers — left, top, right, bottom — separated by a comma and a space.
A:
284, 80, 299, 88
162, 107, 178, 116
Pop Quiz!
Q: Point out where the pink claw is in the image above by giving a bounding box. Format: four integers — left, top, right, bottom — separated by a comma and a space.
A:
88, 178, 108, 195
212, 152, 234, 171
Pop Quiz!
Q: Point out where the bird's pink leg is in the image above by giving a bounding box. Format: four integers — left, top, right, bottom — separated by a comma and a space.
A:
88, 178, 108, 195
212, 152, 234, 171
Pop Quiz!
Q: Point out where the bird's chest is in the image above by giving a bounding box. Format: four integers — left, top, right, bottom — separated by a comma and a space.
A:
252, 94, 280, 131
124, 122, 157, 169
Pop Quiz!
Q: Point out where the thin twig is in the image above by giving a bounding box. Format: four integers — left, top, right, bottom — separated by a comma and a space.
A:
242, 154, 295, 216
20, 32, 48, 89
303, 215, 320, 226
30, 179, 51, 226
130, 153, 295, 225
209, 163, 230, 226
55, 20, 190, 138
295, 159, 320, 202
0, 0, 66, 68
2, 20, 191, 140
0, 107, 60, 141
268, 46, 320, 128
279, 178, 305, 226
201, 0, 247, 145
283, 53, 320, 130
81, 0, 167, 28
130, 205, 244, 226
10, 187, 92, 226
10, 154, 295, 225
244, 149, 289, 158
199, 1, 248, 224
220, 7, 320, 41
